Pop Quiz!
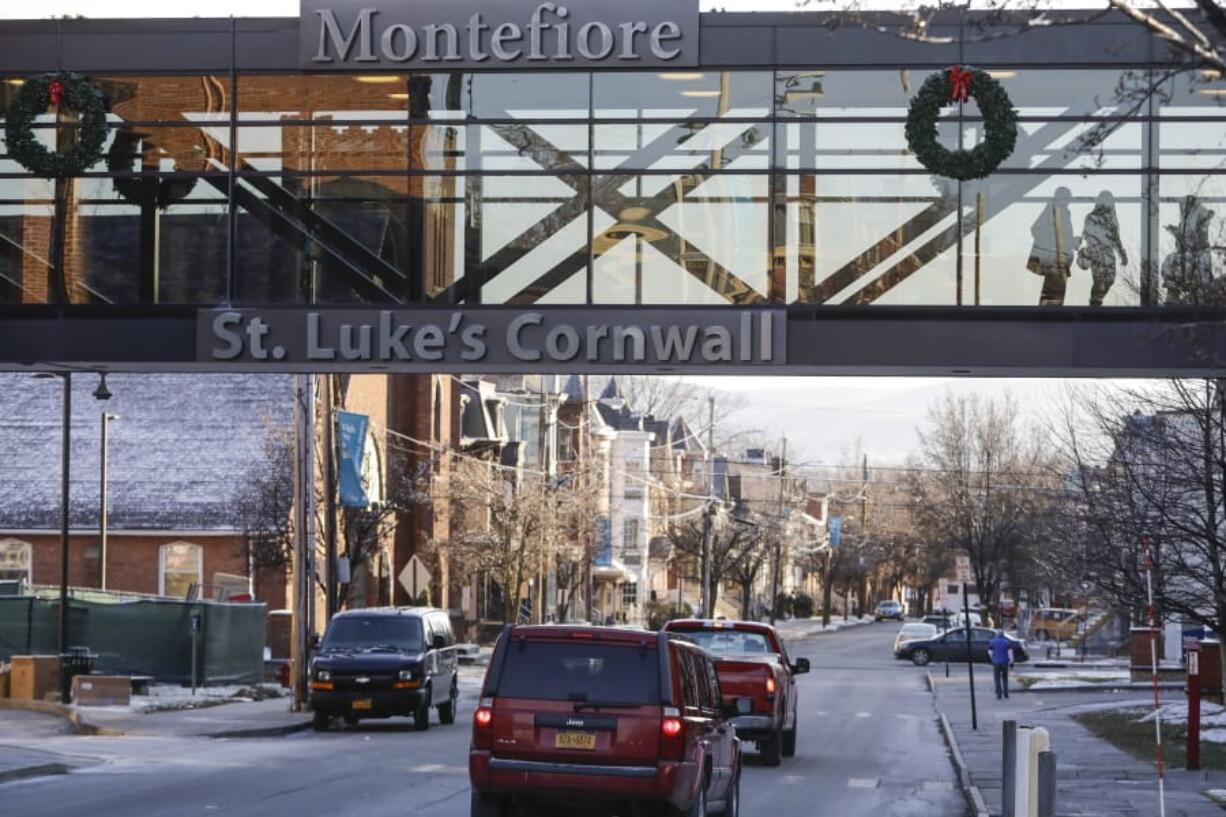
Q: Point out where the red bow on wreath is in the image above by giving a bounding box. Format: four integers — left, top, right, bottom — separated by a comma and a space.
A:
948, 66, 972, 103
48, 80, 64, 107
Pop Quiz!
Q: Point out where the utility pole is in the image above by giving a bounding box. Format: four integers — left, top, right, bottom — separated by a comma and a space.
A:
583, 374, 594, 623
700, 393, 716, 618
323, 375, 338, 621
291, 374, 317, 711
770, 436, 787, 625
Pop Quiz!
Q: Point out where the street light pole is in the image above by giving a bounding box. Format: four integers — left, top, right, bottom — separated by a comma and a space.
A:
700, 393, 715, 618
99, 412, 118, 591
58, 372, 72, 705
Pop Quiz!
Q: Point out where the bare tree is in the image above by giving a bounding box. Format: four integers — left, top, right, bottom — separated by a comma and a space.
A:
1055, 380, 1226, 681
914, 393, 1061, 623
234, 423, 295, 577
667, 513, 764, 615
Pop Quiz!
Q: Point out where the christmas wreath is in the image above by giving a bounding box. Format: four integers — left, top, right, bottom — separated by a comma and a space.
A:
5, 72, 109, 178
107, 130, 198, 207
904, 66, 1018, 181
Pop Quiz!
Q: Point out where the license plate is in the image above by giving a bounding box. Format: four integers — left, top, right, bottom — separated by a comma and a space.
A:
352, 699, 372, 710
555, 730, 597, 750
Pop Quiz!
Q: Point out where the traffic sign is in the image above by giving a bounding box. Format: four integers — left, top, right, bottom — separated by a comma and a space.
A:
399, 555, 431, 600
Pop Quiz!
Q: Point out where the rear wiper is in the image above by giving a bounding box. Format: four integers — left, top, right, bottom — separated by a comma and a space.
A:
573, 701, 641, 712
362, 644, 403, 653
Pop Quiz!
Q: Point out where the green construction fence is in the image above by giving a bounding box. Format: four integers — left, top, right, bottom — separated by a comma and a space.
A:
0, 595, 266, 685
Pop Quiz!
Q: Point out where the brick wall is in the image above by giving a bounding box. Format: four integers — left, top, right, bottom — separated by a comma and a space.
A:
13, 532, 254, 598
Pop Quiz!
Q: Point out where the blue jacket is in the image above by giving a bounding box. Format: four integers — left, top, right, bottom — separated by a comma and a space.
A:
989, 635, 1014, 665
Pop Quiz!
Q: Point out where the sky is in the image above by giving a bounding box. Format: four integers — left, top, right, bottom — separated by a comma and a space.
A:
680, 375, 1094, 467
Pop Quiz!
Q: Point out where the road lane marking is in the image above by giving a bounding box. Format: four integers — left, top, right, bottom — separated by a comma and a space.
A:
848, 778, 881, 789
855, 712, 872, 718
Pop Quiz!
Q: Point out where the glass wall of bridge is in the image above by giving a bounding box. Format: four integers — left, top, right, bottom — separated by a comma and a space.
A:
0, 66, 1222, 307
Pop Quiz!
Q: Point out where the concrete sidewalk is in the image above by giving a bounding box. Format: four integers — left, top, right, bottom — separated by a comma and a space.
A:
930, 665, 1226, 816
77, 696, 312, 738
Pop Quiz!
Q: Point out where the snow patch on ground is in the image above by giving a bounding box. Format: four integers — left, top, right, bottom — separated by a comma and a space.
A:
775, 616, 875, 640
80, 683, 289, 715
1015, 668, 1131, 690
1086, 701, 1226, 744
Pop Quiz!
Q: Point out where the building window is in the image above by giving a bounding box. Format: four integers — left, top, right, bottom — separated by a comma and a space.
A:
623, 519, 639, 551
160, 541, 203, 598
622, 582, 638, 607
0, 539, 32, 587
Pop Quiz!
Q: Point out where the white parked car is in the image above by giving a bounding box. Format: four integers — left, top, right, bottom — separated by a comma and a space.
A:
894, 622, 939, 655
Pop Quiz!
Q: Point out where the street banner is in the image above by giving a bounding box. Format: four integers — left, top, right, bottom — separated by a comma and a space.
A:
336, 410, 370, 507
595, 517, 612, 566
829, 516, 842, 548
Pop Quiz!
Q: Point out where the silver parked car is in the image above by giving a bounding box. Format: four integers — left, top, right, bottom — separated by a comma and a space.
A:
893, 622, 939, 656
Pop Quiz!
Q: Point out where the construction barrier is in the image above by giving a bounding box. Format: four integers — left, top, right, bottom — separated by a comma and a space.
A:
0, 595, 266, 686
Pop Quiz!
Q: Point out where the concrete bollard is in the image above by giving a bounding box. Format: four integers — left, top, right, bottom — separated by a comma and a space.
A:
1037, 751, 1057, 817
1003, 720, 1018, 817
1015, 726, 1051, 817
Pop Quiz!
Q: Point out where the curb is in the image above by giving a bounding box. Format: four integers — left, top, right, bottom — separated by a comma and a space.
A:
207, 721, 313, 739
0, 762, 70, 785
928, 671, 991, 817
0, 699, 123, 736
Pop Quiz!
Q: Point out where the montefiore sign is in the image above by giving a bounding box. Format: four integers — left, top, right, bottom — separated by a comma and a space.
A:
301, 0, 700, 69
199, 309, 784, 370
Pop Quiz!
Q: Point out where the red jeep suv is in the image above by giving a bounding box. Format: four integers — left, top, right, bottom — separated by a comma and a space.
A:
469, 626, 746, 817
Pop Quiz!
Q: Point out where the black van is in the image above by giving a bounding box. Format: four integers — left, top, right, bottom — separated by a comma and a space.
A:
309, 607, 458, 731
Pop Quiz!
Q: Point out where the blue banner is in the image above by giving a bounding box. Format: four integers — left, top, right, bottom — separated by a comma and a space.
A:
595, 517, 612, 567
336, 411, 370, 508
829, 516, 842, 548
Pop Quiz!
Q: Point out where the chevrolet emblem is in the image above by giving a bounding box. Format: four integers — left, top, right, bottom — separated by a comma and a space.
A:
355, 676, 370, 684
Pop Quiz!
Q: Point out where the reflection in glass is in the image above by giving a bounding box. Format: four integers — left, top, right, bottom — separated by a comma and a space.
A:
594, 120, 768, 172
969, 174, 1144, 306
594, 71, 771, 119
414, 175, 590, 305
778, 174, 957, 305
593, 174, 769, 304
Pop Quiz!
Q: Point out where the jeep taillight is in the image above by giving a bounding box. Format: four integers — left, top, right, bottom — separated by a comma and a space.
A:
765, 676, 777, 698
661, 708, 686, 760
473, 698, 494, 750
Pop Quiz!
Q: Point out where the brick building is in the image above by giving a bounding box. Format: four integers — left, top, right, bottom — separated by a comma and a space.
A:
0, 372, 293, 602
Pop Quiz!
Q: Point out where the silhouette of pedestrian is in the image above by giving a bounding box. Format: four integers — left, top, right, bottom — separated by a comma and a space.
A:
1161, 195, 1217, 305
1077, 191, 1128, 306
1026, 187, 1076, 306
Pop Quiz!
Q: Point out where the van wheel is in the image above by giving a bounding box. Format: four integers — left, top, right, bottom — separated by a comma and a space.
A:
782, 723, 797, 758
759, 728, 783, 767
414, 688, 431, 732
311, 711, 330, 732
911, 648, 931, 667
470, 790, 505, 817
438, 682, 458, 725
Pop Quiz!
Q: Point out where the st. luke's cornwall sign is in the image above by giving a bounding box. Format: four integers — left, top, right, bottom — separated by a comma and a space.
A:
302, 0, 700, 70
200, 309, 784, 370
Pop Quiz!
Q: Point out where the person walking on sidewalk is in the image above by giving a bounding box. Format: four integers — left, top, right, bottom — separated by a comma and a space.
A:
989, 629, 1014, 699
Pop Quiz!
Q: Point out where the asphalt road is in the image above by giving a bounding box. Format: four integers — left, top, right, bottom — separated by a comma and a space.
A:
1, 622, 965, 817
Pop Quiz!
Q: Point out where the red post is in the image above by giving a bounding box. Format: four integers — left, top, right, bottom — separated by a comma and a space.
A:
1188, 641, 1201, 771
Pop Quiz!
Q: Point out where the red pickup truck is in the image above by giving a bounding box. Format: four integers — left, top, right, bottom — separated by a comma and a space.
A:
662, 619, 809, 766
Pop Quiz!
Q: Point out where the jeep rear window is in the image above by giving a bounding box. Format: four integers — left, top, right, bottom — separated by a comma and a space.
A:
322, 616, 423, 652
496, 641, 660, 705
